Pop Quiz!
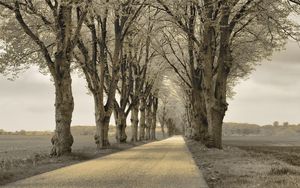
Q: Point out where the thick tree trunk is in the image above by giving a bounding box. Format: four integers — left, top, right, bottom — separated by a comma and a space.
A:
185, 12, 209, 144
150, 116, 156, 140
167, 119, 174, 137
94, 94, 110, 149
145, 98, 152, 140
150, 97, 158, 140
191, 88, 209, 143
95, 114, 110, 149
50, 62, 74, 157
205, 4, 231, 149
207, 101, 227, 149
159, 105, 167, 138
49, 4, 75, 157
131, 102, 139, 142
116, 111, 127, 143
206, 71, 230, 149
139, 97, 146, 140
184, 103, 192, 138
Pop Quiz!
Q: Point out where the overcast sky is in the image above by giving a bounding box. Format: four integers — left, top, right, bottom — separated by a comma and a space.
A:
224, 41, 300, 125
1, 41, 300, 131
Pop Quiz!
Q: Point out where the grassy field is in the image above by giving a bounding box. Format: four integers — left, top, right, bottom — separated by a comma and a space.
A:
188, 136, 300, 188
223, 135, 300, 146
0, 126, 165, 185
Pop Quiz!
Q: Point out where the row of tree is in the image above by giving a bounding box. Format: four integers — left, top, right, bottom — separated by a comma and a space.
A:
154, 0, 300, 148
0, 0, 180, 157
0, 0, 300, 156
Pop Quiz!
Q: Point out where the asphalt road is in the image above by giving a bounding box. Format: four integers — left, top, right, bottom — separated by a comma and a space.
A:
3, 136, 208, 188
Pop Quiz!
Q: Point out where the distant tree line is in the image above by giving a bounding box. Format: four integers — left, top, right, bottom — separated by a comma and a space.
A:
0, 129, 52, 136
223, 122, 300, 136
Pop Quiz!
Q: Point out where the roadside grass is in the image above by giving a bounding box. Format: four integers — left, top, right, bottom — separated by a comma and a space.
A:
0, 127, 164, 185
186, 137, 300, 188
0, 149, 126, 185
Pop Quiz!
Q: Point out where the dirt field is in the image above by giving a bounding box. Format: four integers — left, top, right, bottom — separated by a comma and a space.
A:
0, 127, 165, 185
187, 136, 300, 188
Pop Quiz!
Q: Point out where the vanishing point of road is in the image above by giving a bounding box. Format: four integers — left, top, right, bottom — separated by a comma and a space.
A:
3, 136, 208, 188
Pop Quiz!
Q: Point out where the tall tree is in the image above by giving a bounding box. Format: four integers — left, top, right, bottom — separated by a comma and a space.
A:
0, 0, 88, 156
156, 0, 298, 148
75, 0, 144, 148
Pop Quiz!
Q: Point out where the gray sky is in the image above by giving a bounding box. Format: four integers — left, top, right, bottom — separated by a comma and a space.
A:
225, 41, 300, 125
0, 69, 95, 131
1, 41, 300, 131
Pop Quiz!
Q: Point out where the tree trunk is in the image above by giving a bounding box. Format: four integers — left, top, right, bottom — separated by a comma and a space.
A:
131, 102, 139, 142
50, 60, 74, 157
145, 97, 152, 140
161, 121, 166, 138
116, 111, 127, 143
150, 116, 156, 140
95, 114, 110, 149
159, 104, 167, 138
185, 10, 209, 144
150, 97, 158, 140
184, 102, 193, 138
94, 94, 110, 149
205, 4, 231, 149
49, 4, 75, 157
207, 101, 227, 149
191, 88, 209, 143
139, 97, 146, 140
167, 119, 174, 137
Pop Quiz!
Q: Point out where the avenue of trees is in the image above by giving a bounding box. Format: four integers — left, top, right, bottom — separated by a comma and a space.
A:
1, 0, 300, 156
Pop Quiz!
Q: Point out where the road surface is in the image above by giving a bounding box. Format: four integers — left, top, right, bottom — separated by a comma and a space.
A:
3, 136, 208, 188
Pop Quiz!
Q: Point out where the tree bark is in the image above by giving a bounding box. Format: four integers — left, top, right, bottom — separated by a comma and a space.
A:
184, 9, 209, 144
49, 4, 75, 156
50, 56, 74, 157
94, 114, 110, 149
115, 110, 127, 143
167, 118, 175, 137
131, 102, 139, 142
145, 96, 153, 140
94, 92, 110, 149
184, 102, 192, 138
150, 97, 158, 140
190, 88, 209, 143
207, 101, 227, 149
159, 104, 167, 138
139, 96, 146, 140
161, 119, 166, 138
204, 3, 231, 149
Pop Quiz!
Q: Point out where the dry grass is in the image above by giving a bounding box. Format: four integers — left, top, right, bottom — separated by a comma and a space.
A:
268, 166, 300, 175
186, 137, 300, 188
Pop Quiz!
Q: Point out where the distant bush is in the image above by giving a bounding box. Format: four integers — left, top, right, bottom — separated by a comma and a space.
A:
18, 130, 26, 135
273, 121, 279, 127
